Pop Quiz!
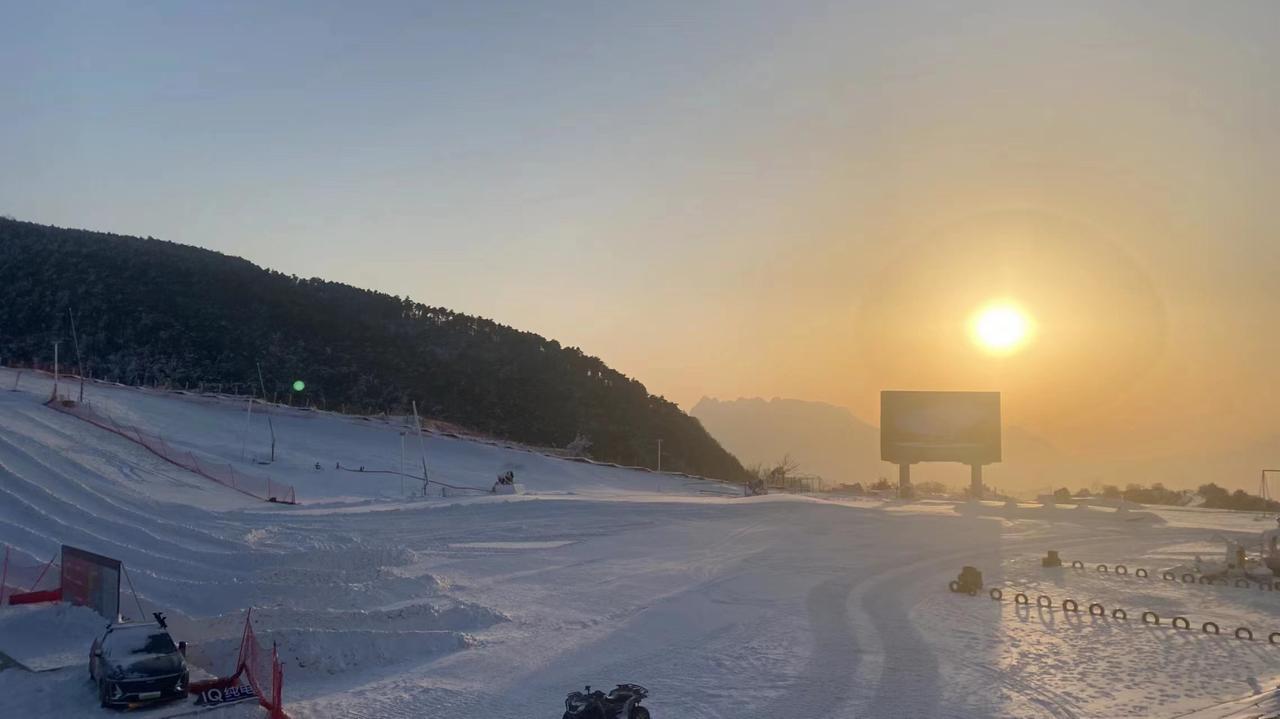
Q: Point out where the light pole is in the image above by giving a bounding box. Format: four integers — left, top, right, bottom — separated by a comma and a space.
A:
52, 341, 60, 400
656, 439, 662, 473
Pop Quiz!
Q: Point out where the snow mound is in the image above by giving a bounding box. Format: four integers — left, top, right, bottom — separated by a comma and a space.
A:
0, 603, 106, 671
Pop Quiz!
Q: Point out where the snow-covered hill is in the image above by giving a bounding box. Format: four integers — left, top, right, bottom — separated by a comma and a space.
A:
2, 367, 1279, 718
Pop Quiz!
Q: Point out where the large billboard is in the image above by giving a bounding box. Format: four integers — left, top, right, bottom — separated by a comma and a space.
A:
60, 545, 121, 620
880, 391, 1001, 465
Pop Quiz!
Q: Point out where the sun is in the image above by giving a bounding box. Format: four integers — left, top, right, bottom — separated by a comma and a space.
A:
970, 302, 1033, 354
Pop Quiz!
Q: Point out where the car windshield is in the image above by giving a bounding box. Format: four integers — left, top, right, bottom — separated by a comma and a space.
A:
105, 629, 176, 658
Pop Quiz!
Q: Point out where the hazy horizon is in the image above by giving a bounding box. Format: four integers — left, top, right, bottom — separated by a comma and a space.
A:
6, 2, 1280, 470
693, 394, 1280, 495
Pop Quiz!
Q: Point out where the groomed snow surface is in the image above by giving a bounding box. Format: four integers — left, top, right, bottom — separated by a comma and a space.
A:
1, 366, 1278, 718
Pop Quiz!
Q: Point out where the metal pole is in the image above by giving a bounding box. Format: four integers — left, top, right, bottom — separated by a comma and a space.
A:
241, 397, 253, 460
412, 401, 428, 488
68, 308, 85, 403
656, 439, 662, 473
52, 341, 60, 399
122, 564, 146, 622
400, 431, 406, 496
256, 363, 275, 463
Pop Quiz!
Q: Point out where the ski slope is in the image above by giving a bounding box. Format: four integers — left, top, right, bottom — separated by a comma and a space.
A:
2, 367, 1279, 718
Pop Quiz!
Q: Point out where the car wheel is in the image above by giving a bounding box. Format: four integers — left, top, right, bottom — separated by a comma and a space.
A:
98, 680, 111, 708
632, 708, 651, 719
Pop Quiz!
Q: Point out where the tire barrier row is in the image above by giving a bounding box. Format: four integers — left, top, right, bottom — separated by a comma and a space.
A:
1070, 561, 1280, 591
970, 586, 1280, 645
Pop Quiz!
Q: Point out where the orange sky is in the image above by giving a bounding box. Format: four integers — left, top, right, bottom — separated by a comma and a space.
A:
8, 3, 1279, 467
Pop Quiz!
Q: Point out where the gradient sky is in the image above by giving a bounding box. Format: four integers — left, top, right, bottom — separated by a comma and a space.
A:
5, 2, 1279, 466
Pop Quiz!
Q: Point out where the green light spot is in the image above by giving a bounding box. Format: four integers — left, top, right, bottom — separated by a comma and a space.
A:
292, 380, 305, 392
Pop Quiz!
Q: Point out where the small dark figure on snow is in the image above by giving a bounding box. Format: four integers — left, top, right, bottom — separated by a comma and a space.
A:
491, 470, 516, 493
949, 566, 983, 595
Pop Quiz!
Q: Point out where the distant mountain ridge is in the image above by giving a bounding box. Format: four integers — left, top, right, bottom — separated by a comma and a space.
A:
692, 395, 1280, 494
0, 218, 748, 482
691, 394, 1080, 488
691, 397, 882, 484
692, 395, 1089, 492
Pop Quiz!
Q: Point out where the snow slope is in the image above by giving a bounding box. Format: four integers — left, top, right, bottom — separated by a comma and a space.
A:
2, 367, 1279, 718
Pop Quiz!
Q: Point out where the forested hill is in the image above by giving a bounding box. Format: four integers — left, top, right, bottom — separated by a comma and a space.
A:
0, 218, 749, 482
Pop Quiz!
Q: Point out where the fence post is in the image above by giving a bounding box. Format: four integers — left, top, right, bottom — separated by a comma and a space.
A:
1, 545, 9, 607
271, 642, 283, 717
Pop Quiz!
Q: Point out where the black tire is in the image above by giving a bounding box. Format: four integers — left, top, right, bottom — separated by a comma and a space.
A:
632, 708, 651, 719
99, 680, 111, 708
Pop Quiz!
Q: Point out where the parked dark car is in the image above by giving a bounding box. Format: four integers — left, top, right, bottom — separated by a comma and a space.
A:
89, 619, 188, 708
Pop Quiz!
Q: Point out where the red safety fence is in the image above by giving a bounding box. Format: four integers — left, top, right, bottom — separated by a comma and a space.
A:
1, 546, 61, 606
46, 399, 296, 504
189, 609, 287, 718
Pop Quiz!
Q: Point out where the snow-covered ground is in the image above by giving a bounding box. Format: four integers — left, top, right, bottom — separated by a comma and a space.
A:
1, 367, 1279, 718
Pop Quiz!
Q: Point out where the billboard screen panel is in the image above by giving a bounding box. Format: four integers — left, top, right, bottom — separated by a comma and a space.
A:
880, 391, 1001, 465
60, 545, 121, 620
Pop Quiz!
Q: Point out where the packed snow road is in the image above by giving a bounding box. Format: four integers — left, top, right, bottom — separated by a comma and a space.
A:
2, 370, 1279, 717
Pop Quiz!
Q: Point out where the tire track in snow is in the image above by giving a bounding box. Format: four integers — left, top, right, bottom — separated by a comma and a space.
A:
749, 575, 859, 718
855, 527, 1187, 717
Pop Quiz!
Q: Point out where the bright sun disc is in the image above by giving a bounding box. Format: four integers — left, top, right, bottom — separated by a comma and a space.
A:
971, 303, 1033, 354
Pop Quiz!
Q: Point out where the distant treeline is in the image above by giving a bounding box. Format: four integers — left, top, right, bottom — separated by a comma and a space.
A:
1053, 482, 1280, 512
0, 218, 750, 482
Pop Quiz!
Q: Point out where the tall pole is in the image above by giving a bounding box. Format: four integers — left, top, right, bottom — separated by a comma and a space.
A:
400, 431, 406, 497
52, 341, 60, 400
412, 401, 428, 492
256, 363, 276, 463
241, 396, 253, 460
656, 439, 662, 473
68, 308, 85, 403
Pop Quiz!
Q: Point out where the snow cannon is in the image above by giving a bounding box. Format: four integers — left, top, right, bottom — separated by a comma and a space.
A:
1041, 550, 1062, 568
949, 566, 983, 596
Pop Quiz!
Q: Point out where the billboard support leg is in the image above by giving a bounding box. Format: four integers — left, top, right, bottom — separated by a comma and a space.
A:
898, 463, 912, 498
970, 464, 983, 500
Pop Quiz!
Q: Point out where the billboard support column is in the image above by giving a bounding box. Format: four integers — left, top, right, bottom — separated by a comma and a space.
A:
970, 464, 983, 500
898, 463, 912, 498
